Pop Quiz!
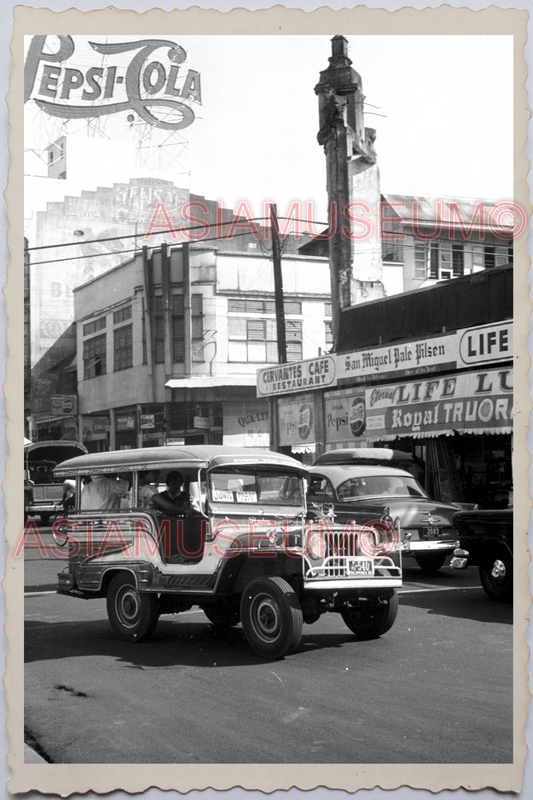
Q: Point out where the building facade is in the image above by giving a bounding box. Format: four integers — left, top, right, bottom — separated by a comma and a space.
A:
65, 240, 334, 452
265, 265, 513, 508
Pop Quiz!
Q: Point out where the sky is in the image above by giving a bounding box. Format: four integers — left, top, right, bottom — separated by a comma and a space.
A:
24, 34, 514, 225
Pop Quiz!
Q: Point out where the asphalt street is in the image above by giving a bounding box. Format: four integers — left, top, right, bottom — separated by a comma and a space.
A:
23, 530, 513, 765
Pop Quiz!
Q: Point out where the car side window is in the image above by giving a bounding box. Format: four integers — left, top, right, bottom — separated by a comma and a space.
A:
308, 475, 334, 503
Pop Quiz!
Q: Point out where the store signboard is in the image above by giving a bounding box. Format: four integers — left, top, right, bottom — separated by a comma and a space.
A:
337, 320, 512, 385
81, 415, 109, 440
50, 394, 78, 415
116, 414, 136, 431
257, 355, 336, 397
324, 389, 367, 443
278, 394, 316, 446
364, 367, 513, 440
223, 402, 270, 447
140, 414, 155, 429
194, 416, 210, 430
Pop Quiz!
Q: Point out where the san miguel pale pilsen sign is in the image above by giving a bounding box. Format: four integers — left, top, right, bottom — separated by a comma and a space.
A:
24, 36, 201, 130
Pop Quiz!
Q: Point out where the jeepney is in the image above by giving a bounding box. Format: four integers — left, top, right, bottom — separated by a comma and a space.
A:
53, 445, 403, 659
24, 440, 88, 525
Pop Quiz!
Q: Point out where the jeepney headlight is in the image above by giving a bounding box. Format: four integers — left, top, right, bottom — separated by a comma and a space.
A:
308, 531, 326, 561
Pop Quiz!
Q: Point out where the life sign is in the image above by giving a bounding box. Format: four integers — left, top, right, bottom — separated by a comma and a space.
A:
24, 36, 201, 131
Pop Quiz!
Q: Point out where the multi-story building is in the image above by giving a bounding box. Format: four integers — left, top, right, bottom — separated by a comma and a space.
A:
69, 239, 333, 451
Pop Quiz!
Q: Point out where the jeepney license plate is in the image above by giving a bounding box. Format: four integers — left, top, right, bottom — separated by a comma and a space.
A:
348, 558, 374, 575
425, 527, 442, 537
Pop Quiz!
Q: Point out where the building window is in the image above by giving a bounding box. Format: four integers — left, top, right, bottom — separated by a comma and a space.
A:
228, 317, 302, 362
415, 240, 459, 281
452, 244, 464, 277
83, 316, 106, 336
228, 298, 302, 315
141, 300, 147, 365
484, 246, 496, 269
113, 305, 132, 324
114, 325, 133, 372
324, 302, 332, 317
414, 242, 427, 280
325, 320, 333, 346
171, 294, 204, 363
382, 239, 403, 263
83, 334, 106, 379
154, 296, 165, 364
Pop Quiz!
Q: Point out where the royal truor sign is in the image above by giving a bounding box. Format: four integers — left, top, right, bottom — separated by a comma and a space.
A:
365, 367, 513, 440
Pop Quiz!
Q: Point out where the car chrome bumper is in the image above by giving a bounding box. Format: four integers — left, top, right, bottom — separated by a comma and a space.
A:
407, 540, 458, 552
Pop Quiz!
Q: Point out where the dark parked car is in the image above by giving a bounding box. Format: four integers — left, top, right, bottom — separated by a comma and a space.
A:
450, 509, 513, 602
307, 464, 461, 574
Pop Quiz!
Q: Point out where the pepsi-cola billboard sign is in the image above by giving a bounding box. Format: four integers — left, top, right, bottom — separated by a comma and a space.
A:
24, 36, 201, 131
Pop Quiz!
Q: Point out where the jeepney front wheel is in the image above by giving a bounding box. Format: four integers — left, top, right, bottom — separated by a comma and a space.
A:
240, 577, 303, 659
341, 589, 399, 640
107, 573, 160, 643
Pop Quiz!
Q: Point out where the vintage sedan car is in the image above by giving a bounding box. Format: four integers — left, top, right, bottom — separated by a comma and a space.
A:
307, 464, 460, 574
450, 509, 513, 602
52, 445, 403, 659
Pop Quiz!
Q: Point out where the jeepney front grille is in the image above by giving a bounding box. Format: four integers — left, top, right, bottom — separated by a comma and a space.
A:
305, 555, 401, 580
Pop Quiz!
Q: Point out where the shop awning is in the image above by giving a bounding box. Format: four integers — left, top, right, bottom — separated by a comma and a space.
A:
165, 376, 257, 389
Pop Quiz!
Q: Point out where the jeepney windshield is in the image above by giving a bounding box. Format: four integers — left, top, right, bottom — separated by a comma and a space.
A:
208, 468, 304, 506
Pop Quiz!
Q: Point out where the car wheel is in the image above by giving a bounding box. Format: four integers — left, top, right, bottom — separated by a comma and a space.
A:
240, 577, 303, 659
106, 573, 160, 642
341, 589, 399, 640
479, 550, 513, 603
40, 513, 51, 527
414, 552, 447, 574
203, 600, 241, 628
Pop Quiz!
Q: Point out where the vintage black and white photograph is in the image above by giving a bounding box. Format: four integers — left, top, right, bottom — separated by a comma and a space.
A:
5, 3, 530, 796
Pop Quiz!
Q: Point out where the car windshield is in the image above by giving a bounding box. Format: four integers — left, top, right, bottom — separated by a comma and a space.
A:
336, 474, 428, 501
209, 468, 303, 506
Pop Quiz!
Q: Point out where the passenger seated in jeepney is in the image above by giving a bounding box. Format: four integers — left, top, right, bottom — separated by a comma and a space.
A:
150, 471, 192, 515
80, 473, 131, 511
137, 470, 161, 508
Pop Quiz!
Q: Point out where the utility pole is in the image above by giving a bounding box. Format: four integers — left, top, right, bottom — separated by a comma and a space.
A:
270, 204, 287, 363
183, 242, 192, 376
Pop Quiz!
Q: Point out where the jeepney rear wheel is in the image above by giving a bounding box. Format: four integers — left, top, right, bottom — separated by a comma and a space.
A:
414, 552, 447, 574
240, 577, 303, 659
479, 549, 513, 603
107, 573, 160, 643
341, 589, 399, 640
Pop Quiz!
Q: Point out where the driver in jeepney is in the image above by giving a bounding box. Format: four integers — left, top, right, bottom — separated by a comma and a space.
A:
150, 470, 193, 515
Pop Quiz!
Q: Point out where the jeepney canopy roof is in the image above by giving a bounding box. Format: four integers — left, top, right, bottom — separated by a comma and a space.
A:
53, 445, 305, 478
